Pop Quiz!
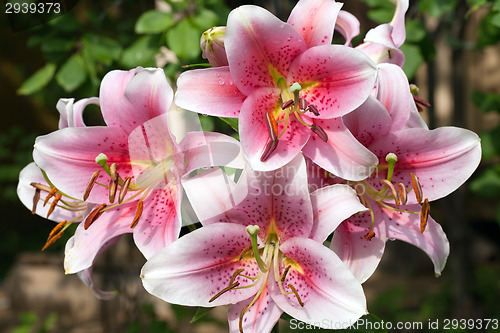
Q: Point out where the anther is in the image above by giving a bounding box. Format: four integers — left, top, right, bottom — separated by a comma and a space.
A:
84, 170, 100, 201
299, 98, 308, 111
311, 124, 328, 142
239, 305, 248, 333
281, 99, 294, 109
84, 203, 107, 230
238, 245, 253, 260
229, 269, 245, 285
42, 220, 67, 251
30, 182, 51, 192
130, 200, 143, 228
118, 177, 132, 204
209, 281, 240, 303
46, 193, 62, 218
287, 284, 304, 307
411, 173, 423, 204
108, 163, 119, 204
280, 265, 292, 282
265, 112, 278, 142
32, 188, 41, 214
420, 198, 430, 233
397, 183, 407, 205
364, 231, 375, 240
381, 179, 399, 206
260, 139, 278, 162
43, 187, 58, 207
306, 104, 320, 116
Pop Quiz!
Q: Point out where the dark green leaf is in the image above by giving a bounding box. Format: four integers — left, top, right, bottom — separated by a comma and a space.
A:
189, 307, 214, 323
418, 0, 458, 17
135, 10, 175, 34
192, 9, 220, 31
477, 11, 500, 48
82, 33, 122, 65
405, 20, 427, 43
401, 43, 424, 80
367, 8, 394, 24
167, 19, 201, 60
17, 63, 56, 95
219, 117, 238, 132
40, 37, 74, 54
55, 54, 88, 92
121, 35, 160, 68
471, 91, 500, 113
496, 204, 500, 227
470, 168, 500, 198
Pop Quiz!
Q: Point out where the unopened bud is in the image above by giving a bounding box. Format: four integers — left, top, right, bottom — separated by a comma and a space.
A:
201, 26, 228, 67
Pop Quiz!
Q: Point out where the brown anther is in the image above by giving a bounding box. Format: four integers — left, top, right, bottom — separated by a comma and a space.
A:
280, 265, 292, 282
42, 220, 67, 251
118, 177, 132, 204
209, 281, 240, 303
43, 187, 59, 207
229, 269, 245, 285
364, 231, 376, 240
381, 179, 399, 206
260, 139, 278, 162
84, 170, 100, 201
238, 245, 253, 260
108, 178, 118, 204
84, 203, 107, 230
280, 99, 294, 110
311, 124, 328, 142
287, 284, 304, 307
420, 198, 430, 234
411, 173, 423, 204
32, 188, 41, 214
397, 183, 407, 205
130, 200, 143, 228
299, 98, 308, 110
306, 104, 320, 116
46, 193, 62, 218
264, 112, 278, 142
239, 305, 248, 333
413, 95, 431, 110
109, 163, 118, 181
30, 182, 51, 192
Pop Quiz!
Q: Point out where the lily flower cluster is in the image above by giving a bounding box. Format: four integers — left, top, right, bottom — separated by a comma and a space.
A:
18, 0, 481, 332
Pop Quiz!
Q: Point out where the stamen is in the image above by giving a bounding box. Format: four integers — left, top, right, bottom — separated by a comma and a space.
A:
380, 179, 399, 206
364, 231, 375, 240
118, 177, 132, 204
130, 200, 144, 228
209, 281, 240, 303
306, 104, 320, 116
299, 98, 308, 111
280, 265, 292, 282
46, 193, 62, 218
32, 188, 41, 214
30, 182, 51, 192
42, 220, 67, 251
420, 198, 430, 233
108, 164, 119, 204
411, 173, 423, 204
238, 245, 253, 260
397, 183, 407, 205
239, 305, 248, 333
84, 203, 107, 230
84, 170, 100, 201
246, 225, 268, 273
311, 124, 328, 142
287, 284, 304, 307
385, 153, 398, 182
229, 269, 245, 285
260, 139, 278, 162
43, 187, 58, 207
264, 112, 278, 142
281, 99, 294, 109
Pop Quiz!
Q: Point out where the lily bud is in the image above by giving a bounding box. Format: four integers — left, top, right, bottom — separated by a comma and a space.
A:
200, 26, 229, 67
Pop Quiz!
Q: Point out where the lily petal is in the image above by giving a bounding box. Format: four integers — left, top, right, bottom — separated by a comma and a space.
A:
310, 184, 368, 243
384, 204, 449, 276
368, 127, 481, 202
239, 88, 310, 171
287, 0, 343, 48
228, 286, 283, 333
288, 45, 378, 118
175, 67, 246, 118
76, 259, 119, 300
302, 117, 378, 181
57, 97, 99, 129
226, 5, 307, 95
356, 42, 405, 67
335, 10, 360, 46
141, 223, 260, 307
270, 237, 367, 328
33, 127, 133, 203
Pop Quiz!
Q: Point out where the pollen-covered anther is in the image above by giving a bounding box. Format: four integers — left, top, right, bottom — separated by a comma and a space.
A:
280, 264, 292, 282
239, 305, 248, 333
84, 170, 100, 201
130, 200, 143, 228
311, 124, 328, 142
46, 193, 62, 218
298, 97, 308, 111
364, 231, 376, 240
381, 179, 399, 206
411, 173, 423, 204
260, 139, 278, 162
305, 104, 320, 116
209, 281, 240, 303
42, 220, 67, 251
118, 177, 132, 204
238, 245, 253, 260
229, 268, 245, 285
84, 203, 107, 230
397, 182, 407, 205
287, 284, 304, 307
32, 187, 41, 214
420, 198, 430, 233
43, 187, 59, 207
281, 99, 294, 109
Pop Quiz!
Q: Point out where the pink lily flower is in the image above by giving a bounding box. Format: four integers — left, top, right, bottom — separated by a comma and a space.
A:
141, 156, 369, 333
328, 95, 481, 282
176, 0, 378, 176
